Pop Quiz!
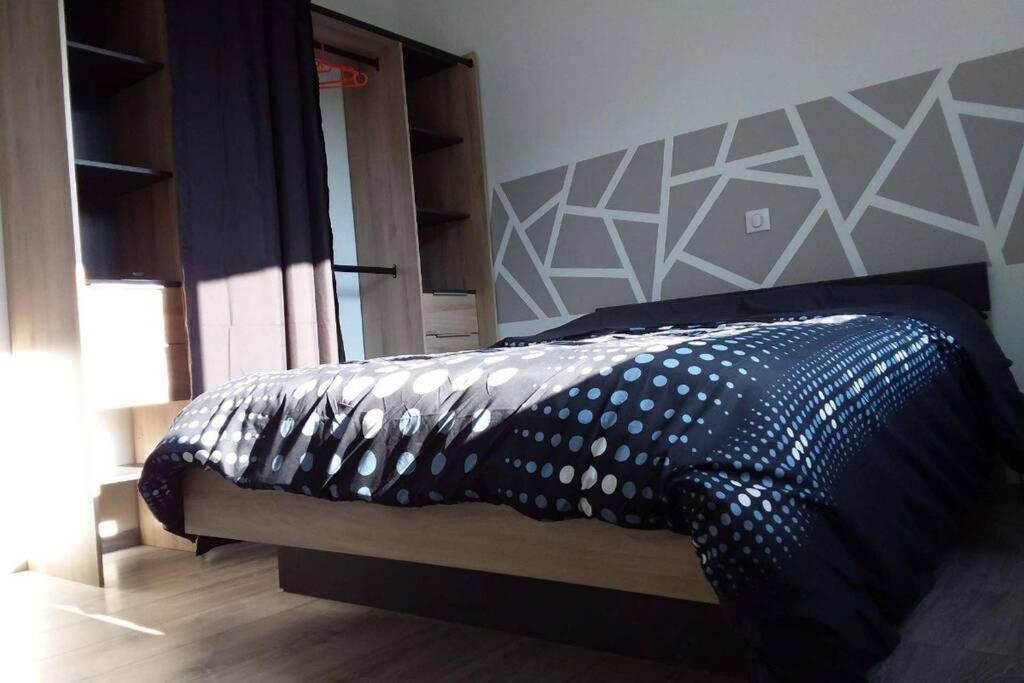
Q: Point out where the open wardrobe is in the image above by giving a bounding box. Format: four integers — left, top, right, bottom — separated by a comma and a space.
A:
0, 0, 494, 583
313, 7, 496, 361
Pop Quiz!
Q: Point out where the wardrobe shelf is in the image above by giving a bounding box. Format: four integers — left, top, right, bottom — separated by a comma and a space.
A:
75, 159, 172, 196
86, 277, 183, 288
416, 207, 470, 227
409, 125, 463, 156
403, 46, 461, 82
98, 464, 143, 486
66, 40, 163, 95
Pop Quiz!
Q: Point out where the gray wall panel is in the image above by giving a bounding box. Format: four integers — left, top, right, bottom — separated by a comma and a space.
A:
490, 47, 1024, 328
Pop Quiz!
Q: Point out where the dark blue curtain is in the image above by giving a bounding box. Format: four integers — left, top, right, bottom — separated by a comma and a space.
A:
167, 0, 342, 395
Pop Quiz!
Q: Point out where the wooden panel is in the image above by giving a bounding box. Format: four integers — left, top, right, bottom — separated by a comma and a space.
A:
0, 0, 103, 585
79, 283, 189, 409
184, 469, 717, 604
132, 399, 193, 550
113, 180, 182, 281
314, 15, 424, 359
421, 292, 477, 334
96, 479, 141, 553
109, 0, 183, 284
137, 496, 194, 551
424, 333, 479, 354
407, 55, 497, 346
131, 400, 188, 464
65, 0, 185, 284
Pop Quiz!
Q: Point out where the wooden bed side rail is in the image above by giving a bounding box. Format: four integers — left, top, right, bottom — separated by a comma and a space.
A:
183, 469, 717, 604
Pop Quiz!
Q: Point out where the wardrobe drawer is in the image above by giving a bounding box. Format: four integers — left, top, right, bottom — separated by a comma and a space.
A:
80, 283, 190, 409
422, 292, 478, 335
424, 332, 480, 354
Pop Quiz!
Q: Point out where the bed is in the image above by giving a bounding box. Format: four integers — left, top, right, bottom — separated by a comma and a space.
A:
140, 263, 1024, 681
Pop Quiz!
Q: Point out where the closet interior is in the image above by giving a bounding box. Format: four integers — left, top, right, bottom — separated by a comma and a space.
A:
313, 7, 496, 359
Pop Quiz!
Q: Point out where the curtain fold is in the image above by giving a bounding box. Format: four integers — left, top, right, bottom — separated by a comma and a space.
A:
166, 0, 341, 395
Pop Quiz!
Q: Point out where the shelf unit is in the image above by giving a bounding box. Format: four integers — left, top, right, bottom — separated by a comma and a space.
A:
67, 0, 191, 565
312, 8, 496, 358
0, 0, 196, 583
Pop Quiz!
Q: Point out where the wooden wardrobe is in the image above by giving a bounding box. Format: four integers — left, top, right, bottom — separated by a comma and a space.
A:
0, 1, 494, 585
0, 0, 188, 584
313, 7, 497, 358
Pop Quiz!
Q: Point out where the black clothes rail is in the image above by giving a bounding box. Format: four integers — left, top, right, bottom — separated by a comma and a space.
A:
333, 264, 398, 278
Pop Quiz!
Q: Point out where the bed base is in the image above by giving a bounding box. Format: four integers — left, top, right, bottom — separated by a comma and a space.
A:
278, 546, 748, 672
183, 470, 739, 668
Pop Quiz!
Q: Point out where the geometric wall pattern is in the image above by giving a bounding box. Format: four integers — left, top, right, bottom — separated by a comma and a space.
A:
489, 47, 1024, 328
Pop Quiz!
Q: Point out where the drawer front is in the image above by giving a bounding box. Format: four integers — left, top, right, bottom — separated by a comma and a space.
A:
80, 284, 190, 409
424, 332, 480, 354
422, 292, 477, 335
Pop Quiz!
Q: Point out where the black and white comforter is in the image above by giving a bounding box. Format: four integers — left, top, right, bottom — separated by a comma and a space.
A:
140, 284, 1024, 680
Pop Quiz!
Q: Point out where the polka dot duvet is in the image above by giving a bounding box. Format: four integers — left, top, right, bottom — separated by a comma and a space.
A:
140, 284, 1024, 680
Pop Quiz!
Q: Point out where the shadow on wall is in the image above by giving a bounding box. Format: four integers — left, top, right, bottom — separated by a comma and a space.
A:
489, 46, 1024, 331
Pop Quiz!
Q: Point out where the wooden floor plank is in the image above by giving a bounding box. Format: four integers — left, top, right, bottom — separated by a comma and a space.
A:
1, 498, 1021, 682
32, 564, 278, 660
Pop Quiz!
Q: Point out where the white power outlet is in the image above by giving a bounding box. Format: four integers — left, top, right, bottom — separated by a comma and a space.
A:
746, 208, 771, 234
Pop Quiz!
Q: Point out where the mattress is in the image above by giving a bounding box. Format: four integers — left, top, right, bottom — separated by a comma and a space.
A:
140, 282, 1024, 680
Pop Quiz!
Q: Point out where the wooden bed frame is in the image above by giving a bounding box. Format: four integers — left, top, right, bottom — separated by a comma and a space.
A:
184, 469, 716, 603
177, 262, 991, 667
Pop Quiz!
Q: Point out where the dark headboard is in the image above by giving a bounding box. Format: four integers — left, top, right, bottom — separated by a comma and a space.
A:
596, 262, 990, 317
618, 264, 987, 317
806, 262, 990, 314
530, 263, 991, 345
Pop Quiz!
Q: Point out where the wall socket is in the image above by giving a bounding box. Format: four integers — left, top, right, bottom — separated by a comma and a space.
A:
745, 208, 771, 234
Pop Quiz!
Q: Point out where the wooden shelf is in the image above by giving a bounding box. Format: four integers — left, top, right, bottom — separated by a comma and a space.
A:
409, 125, 463, 156
99, 464, 143, 486
403, 46, 461, 82
66, 40, 163, 95
75, 159, 172, 196
86, 278, 183, 287
416, 207, 470, 227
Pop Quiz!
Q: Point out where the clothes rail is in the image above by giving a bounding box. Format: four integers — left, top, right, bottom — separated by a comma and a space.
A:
333, 264, 398, 278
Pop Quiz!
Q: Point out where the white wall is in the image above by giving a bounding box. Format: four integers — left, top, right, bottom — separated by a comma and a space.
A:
323, 0, 1024, 186
318, 0, 1024, 383
320, 87, 366, 361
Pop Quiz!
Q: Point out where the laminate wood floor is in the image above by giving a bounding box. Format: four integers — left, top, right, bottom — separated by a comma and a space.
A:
2, 500, 1021, 682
